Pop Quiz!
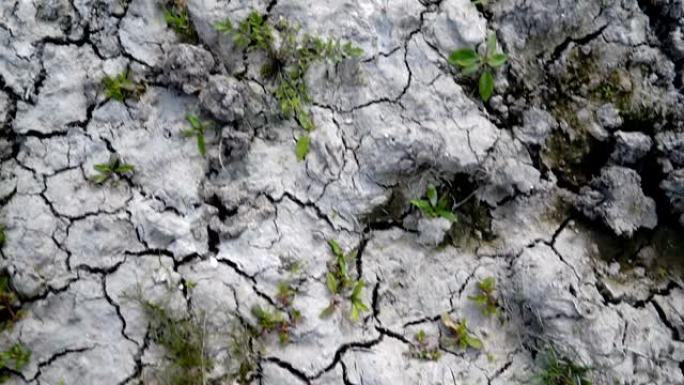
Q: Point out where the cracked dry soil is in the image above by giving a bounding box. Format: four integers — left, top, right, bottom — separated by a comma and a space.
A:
1, 0, 684, 384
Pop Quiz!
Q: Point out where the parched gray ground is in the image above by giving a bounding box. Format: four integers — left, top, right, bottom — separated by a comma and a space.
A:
1, 0, 684, 384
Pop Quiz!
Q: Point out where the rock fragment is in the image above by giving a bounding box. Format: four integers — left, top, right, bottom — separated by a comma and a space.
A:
575, 166, 657, 236
610, 131, 652, 165
163, 44, 215, 94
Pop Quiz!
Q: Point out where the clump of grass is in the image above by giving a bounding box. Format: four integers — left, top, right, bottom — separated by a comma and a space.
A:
0, 343, 31, 383
161, 0, 198, 42
102, 71, 145, 102
411, 184, 457, 221
182, 114, 213, 157
468, 277, 500, 317
215, 11, 363, 160
139, 300, 212, 385
407, 330, 442, 361
534, 347, 593, 385
0, 274, 25, 330
320, 240, 369, 321
250, 304, 300, 344
91, 155, 134, 185
448, 33, 507, 102
441, 314, 483, 351
228, 321, 261, 385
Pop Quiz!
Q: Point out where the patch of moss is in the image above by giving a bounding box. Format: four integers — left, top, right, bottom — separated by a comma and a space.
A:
0, 273, 24, 331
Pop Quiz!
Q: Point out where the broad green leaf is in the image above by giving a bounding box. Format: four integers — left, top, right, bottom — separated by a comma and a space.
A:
319, 303, 336, 318
197, 133, 207, 156
479, 70, 494, 102
466, 335, 483, 350
461, 63, 482, 75
448, 49, 479, 68
295, 135, 310, 161
410, 199, 432, 212
91, 174, 109, 184
487, 53, 508, 68
93, 163, 111, 173
426, 184, 438, 207
438, 210, 457, 222
354, 300, 369, 312
351, 280, 364, 300
350, 304, 360, 321
186, 114, 201, 129
328, 239, 343, 257
297, 111, 315, 131
326, 272, 339, 294
115, 164, 134, 174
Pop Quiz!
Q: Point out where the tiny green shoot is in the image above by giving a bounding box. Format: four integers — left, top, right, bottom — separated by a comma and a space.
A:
534, 347, 594, 385
468, 277, 500, 317
182, 114, 213, 156
92, 156, 134, 185
411, 184, 457, 221
441, 314, 483, 351
408, 330, 442, 361
448, 33, 507, 102
0, 343, 31, 383
320, 240, 368, 321
102, 71, 145, 102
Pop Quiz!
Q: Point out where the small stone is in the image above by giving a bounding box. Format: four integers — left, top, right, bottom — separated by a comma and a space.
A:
163, 44, 215, 94
596, 103, 623, 130
610, 131, 652, 165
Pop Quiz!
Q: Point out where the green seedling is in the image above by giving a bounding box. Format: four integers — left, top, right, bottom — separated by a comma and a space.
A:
468, 277, 500, 317
408, 330, 442, 361
448, 33, 507, 102
139, 300, 212, 385
162, 1, 198, 42
534, 347, 593, 385
441, 314, 483, 351
0, 274, 25, 330
102, 71, 145, 102
215, 12, 363, 159
182, 114, 213, 156
0, 343, 31, 383
320, 240, 369, 321
411, 184, 457, 221
92, 156, 134, 185
251, 305, 299, 344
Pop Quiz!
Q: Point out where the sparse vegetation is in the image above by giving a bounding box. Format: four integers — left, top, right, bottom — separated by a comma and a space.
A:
0, 274, 24, 330
0, 225, 5, 248
441, 314, 483, 351
162, 0, 198, 42
102, 71, 145, 102
320, 240, 369, 321
448, 33, 507, 102
407, 330, 442, 361
228, 321, 260, 385
91, 156, 134, 185
468, 277, 500, 317
0, 343, 31, 383
215, 11, 363, 160
250, 304, 300, 344
411, 184, 457, 221
534, 347, 593, 385
139, 300, 212, 385
182, 114, 213, 156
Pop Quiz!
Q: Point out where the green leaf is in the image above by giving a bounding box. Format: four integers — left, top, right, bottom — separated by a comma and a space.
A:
487, 53, 508, 68
350, 304, 360, 321
486, 33, 497, 57
181, 129, 196, 137
214, 19, 234, 33
93, 163, 111, 173
91, 174, 109, 184
461, 63, 482, 75
479, 70, 494, 102
351, 280, 364, 300
295, 135, 310, 161
426, 184, 438, 207
328, 240, 343, 257
326, 272, 339, 294
480, 277, 496, 292
186, 114, 201, 129
410, 199, 432, 212
297, 111, 315, 131
466, 335, 483, 350
115, 164, 134, 174
196, 133, 207, 156
448, 48, 479, 68
319, 303, 336, 319
438, 210, 457, 222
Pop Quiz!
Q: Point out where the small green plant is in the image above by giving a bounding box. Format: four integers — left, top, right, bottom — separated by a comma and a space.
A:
407, 330, 442, 361
320, 240, 369, 321
468, 277, 500, 316
91, 156, 134, 185
228, 322, 260, 385
215, 12, 363, 160
250, 305, 299, 344
441, 314, 482, 351
102, 71, 145, 102
0, 274, 24, 330
139, 300, 212, 385
411, 184, 457, 221
0, 343, 31, 383
448, 33, 507, 102
162, 0, 198, 42
182, 114, 213, 156
534, 348, 593, 385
